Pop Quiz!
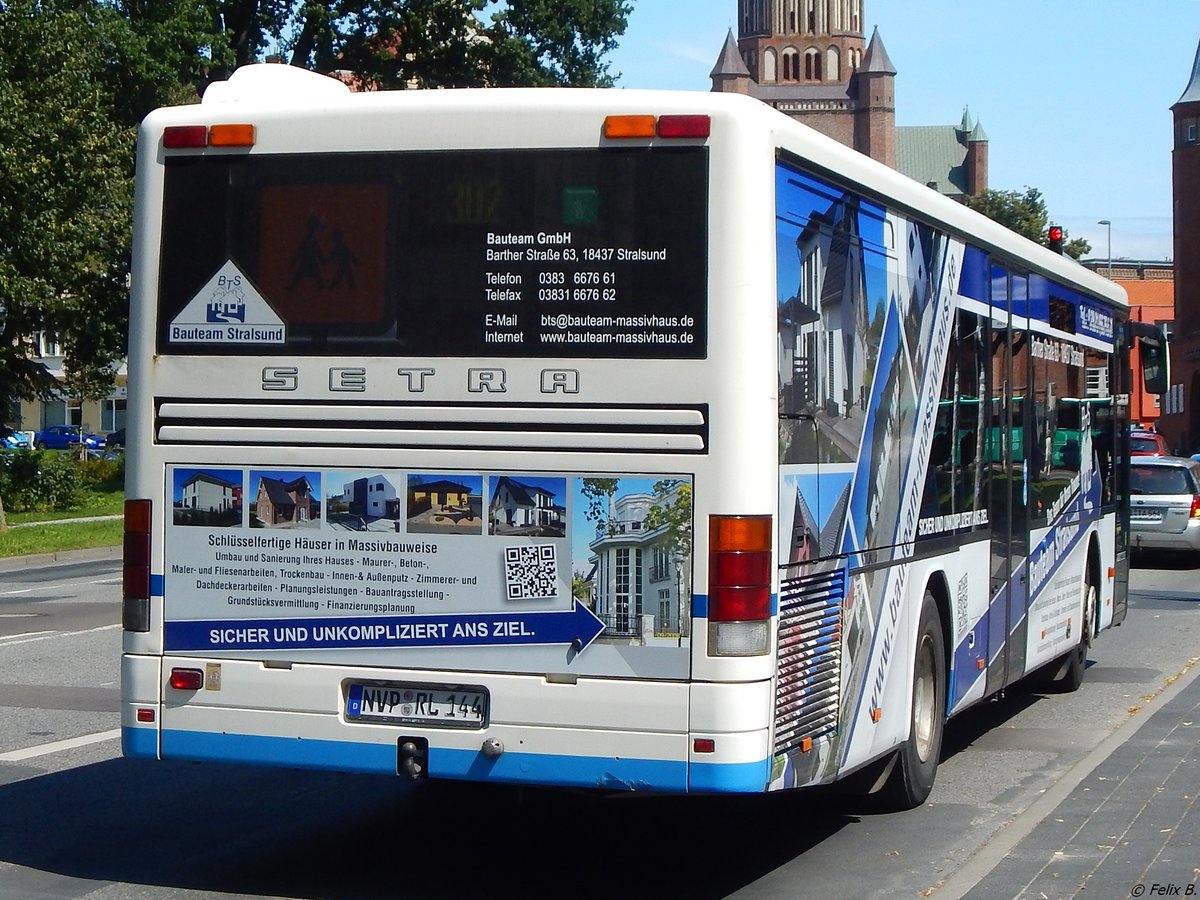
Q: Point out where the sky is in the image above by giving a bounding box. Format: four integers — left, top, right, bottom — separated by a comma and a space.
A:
605, 0, 1200, 262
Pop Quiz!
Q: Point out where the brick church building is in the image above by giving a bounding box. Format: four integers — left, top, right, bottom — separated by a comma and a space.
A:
1160, 37, 1200, 453
709, 0, 988, 200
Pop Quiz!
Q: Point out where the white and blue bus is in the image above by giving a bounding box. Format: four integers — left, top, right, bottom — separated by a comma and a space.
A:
121, 65, 1162, 806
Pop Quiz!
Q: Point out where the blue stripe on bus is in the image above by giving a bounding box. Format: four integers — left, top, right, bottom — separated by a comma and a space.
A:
159, 729, 704, 791
689, 758, 771, 793
122, 725, 159, 759
150, 574, 164, 597
689, 593, 779, 619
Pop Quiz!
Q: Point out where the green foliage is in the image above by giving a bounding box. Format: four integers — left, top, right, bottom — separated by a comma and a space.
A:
486, 0, 633, 88
0, 1, 631, 433
0, 450, 83, 513
579, 477, 619, 533
74, 453, 125, 490
0, 518, 123, 558
641, 479, 693, 561
964, 187, 1091, 259
116, 1, 632, 93
0, 0, 142, 425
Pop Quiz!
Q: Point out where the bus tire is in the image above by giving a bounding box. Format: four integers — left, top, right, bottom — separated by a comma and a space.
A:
1046, 565, 1095, 693
879, 589, 946, 810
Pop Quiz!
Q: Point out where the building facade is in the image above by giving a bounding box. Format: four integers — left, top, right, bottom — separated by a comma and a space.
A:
710, 1, 987, 198
1165, 38, 1200, 454
1080, 260, 1175, 437
8, 335, 127, 444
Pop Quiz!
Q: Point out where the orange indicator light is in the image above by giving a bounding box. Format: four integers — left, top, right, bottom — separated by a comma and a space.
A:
209, 124, 256, 147
603, 115, 656, 139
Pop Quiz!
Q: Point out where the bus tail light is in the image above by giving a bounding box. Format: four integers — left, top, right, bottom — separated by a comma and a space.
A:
162, 124, 256, 149
603, 114, 711, 140
169, 668, 204, 691
162, 125, 207, 148
209, 123, 256, 147
604, 115, 656, 139
123, 499, 151, 632
708, 515, 772, 657
658, 115, 711, 139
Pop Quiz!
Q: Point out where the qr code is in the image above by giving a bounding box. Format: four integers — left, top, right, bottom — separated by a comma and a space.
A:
504, 544, 558, 601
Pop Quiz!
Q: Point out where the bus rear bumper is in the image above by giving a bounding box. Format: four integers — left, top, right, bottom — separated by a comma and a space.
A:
153, 724, 767, 793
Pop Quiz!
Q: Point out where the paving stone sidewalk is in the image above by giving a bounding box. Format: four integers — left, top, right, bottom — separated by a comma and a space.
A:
963, 670, 1200, 899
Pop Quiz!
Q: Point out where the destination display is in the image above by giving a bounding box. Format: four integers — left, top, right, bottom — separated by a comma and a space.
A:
159, 148, 708, 358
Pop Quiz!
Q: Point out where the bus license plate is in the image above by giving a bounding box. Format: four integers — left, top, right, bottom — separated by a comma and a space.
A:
346, 682, 488, 728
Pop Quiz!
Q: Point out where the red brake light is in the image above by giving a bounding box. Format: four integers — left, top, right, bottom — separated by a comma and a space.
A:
123, 499, 152, 632
169, 668, 204, 691
708, 515, 772, 622
1191, 495, 1200, 519
162, 125, 207, 149
123, 499, 151, 600
658, 115, 711, 139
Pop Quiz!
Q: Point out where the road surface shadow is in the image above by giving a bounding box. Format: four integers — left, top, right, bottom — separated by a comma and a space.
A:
0, 757, 859, 899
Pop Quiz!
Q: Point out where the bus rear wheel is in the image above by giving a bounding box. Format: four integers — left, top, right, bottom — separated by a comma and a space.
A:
879, 590, 946, 810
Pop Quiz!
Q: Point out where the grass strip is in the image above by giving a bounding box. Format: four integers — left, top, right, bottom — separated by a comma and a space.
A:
0, 519, 123, 558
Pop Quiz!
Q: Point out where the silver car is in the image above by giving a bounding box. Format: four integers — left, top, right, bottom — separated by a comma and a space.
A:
1129, 456, 1200, 558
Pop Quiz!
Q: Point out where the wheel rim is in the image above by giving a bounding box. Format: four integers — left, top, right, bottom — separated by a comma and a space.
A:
1079, 581, 1096, 660
913, 633, 937, 762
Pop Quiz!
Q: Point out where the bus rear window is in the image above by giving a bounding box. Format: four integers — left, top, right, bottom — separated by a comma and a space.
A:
157, 148, 708, 358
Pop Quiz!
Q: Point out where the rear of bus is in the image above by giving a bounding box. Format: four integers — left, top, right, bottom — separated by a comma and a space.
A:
121, 66, 782, 793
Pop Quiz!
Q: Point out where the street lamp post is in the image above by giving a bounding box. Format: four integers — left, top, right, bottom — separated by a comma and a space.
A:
1098, 219, 1112, 277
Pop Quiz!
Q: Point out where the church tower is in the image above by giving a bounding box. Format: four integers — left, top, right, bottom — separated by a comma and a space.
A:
1168, 37, 1200, 450
711, 0, 892, 163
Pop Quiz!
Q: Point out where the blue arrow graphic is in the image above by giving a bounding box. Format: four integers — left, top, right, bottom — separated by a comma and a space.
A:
165, 601, 607, 653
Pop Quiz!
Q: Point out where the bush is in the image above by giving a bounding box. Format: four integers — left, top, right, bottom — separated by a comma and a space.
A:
76, 453, 124, 488
0, 449, 84, 512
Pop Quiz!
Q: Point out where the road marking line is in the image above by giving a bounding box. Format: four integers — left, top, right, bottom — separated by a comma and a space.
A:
0, 614, 39, 618
0, 589, 33, 596
0, 630, 55, 642
0, 624, 120, 646
0, 728, 121, 762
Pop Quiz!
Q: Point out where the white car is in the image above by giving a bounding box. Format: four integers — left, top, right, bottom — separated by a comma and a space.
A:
1129, 456, 1200, 560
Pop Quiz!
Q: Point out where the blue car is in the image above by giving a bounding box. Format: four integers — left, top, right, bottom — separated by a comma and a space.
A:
2, 432, 30, 450
33, 425, 106, 451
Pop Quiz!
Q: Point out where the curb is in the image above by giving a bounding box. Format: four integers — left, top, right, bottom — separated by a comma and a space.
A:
0, 544, 122, 573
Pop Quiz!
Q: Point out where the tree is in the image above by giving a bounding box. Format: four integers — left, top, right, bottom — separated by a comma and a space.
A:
641, 479, 693, 564
965, 187, 1091, 259
0, 0, 143, 435
120, 1, 632, 93
0, 0, 632, 443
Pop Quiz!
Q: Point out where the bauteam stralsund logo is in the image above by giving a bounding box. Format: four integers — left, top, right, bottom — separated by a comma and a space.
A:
169, 260, 285, 344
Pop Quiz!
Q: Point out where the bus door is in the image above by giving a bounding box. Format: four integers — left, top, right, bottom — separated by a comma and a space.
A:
985, 267, 1030, 694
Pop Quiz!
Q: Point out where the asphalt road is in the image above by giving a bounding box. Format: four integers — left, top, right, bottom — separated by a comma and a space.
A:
0, 550, 1197, 899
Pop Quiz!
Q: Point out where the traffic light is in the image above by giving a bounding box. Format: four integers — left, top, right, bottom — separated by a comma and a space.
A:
1047, 225, 1064, 254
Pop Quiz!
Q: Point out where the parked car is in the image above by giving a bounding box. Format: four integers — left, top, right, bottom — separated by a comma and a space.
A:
33, 425, 106, 451
2, 432, 30, 450
1130, 428, 1170, 457
1129, 456, 1200, 559
105, 427, 125, 450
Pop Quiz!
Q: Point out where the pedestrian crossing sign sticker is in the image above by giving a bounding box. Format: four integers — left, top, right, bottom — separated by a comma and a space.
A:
169, 260, 286, 344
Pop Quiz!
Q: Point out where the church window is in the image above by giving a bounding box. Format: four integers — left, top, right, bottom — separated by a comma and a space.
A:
782, 49, 799, 81
826, 46, 840, 81
763, 48, 778, 83
804, 48, 822, 80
